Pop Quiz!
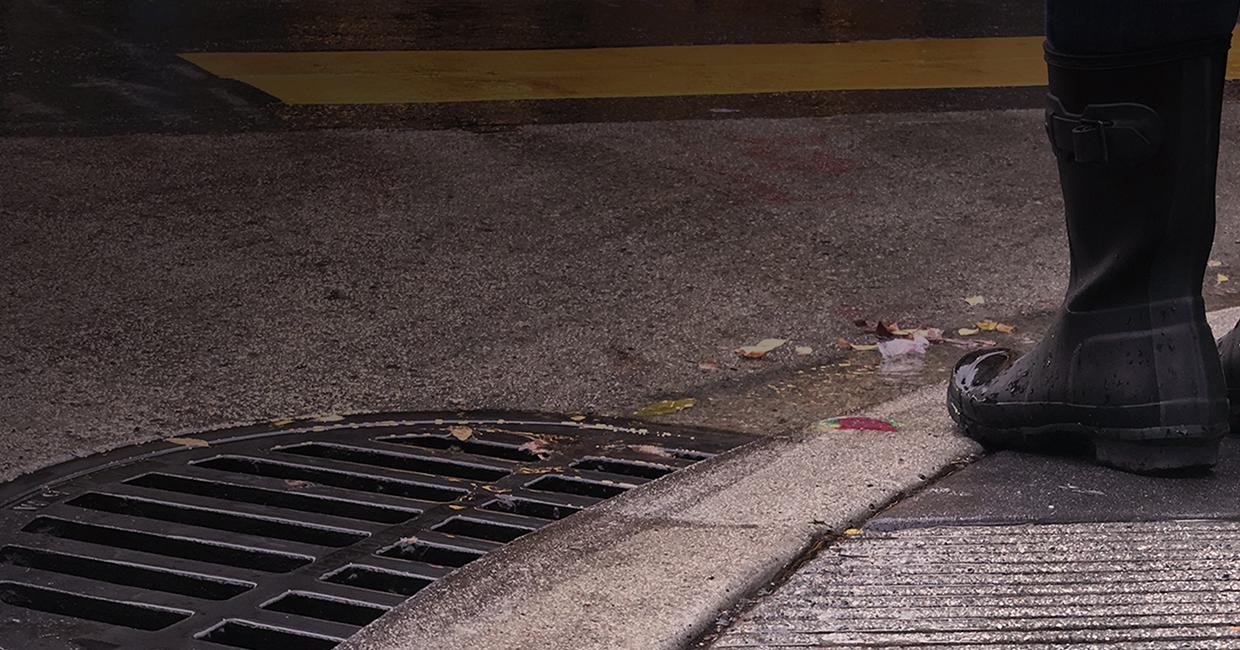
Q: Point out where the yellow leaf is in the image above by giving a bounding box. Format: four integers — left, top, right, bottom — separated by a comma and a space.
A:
994, 323, 1016, 334
448, 504, 466, 510
449, 425, 474, 441
736, 338, 787, 359
958, 328, 980, 336
166, 437, 209, 448
976, 320, 999, 331
843, 528, 863, 536
1219, 273, 1231, 284
568, 414, 586, 421
270, 417, 295, 426
634, 398, 697, 417
850, 344, 878, 351
964, 295, 986, 306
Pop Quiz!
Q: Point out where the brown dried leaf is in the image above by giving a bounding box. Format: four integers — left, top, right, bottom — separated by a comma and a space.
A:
166, 437, 209, 448
449, 425, 474, 441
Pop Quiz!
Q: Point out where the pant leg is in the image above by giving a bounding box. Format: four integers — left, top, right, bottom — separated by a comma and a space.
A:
1047, 0, 1240, 54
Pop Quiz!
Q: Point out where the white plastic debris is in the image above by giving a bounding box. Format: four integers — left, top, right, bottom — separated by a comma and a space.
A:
878, 335, 930, 360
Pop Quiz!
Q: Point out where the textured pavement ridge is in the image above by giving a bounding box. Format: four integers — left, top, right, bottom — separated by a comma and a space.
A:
711, 521, 1240, 648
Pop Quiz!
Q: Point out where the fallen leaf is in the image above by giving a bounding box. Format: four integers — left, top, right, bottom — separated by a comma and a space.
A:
518, 438, 554, 459
843, 528, 863, 536
976, 320, 999, 331
397, 535, 418, 545
270, 417, 295, 426
957, 327, 980, 336
994, 323, 1016, 334
313, 414, 345, 423
875, 321, 900, 338
482, 485, 511, 494
964, 295, 986, 306
515, 466, 561, 474
1210, 260, 1224, 268
448, 504, 467, 510
634, 398, 697, 417
850, 343, 879, 352
166, 437, 209, 448
284, 479, 316, 489
813, 417, 899, 433
737, 338, 788, 358
628, 444, 677, 459
697, 361, 719, 371
910, 328, 944, 341
1220, 273, 1231, 284
568, 414, 586, 422
889, 329, 912, 337
795, 346, 813, 356
449, 425, 474, 441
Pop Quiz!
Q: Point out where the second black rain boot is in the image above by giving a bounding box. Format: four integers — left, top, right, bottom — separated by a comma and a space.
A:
1214, 324, 1240, 430
948, 37, 1232, 473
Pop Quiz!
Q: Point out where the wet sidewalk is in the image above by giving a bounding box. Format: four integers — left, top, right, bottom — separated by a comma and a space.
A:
704, 434, 1240, 647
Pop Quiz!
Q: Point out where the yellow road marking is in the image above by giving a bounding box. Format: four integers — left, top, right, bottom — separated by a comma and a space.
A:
182, 34, 1240, 105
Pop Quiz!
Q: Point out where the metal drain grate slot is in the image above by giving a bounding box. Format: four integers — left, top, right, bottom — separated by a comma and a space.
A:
66, 493, 368, 547
431, 516, 535, 543
570, 457, 676, 479
322, 564, 434, 596
198, 619, 342, 650
0, 415, 752, 649
22, 516, 313, 572
193, 455, 470, 501
125, 473, 421, 524
526, 475, 630, 498
261, 591, 389, 626
378, 434, 542, 462
0, 581, 192, 630
275, 442, 511, 482
377, 539, 486, 568
0, 545, 254, 600
480, 496, 584, 520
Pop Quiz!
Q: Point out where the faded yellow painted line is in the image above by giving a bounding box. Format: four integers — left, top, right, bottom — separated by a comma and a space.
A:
181, 34, 1240, 105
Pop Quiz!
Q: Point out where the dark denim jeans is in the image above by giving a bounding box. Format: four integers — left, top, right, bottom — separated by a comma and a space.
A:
1047, 0, 1240, 54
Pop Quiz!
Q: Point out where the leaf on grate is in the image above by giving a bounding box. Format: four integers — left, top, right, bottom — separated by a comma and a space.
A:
628, 444, 677, 459
449, 425, 474, 441
482, 485, 511, 494
166, 437, 210, 448
448, 504, 467, 510
516, 466, 561, 474
518, 438, 554, 459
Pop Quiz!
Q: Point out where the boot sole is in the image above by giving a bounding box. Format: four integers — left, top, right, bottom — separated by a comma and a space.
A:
948, 395, 1225, 474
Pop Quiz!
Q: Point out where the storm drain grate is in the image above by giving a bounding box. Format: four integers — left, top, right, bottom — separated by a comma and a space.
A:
710, 520, 1240, 647
0, 414, 751, 649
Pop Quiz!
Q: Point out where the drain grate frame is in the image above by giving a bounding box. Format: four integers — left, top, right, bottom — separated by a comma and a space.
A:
0, 413, 752, 650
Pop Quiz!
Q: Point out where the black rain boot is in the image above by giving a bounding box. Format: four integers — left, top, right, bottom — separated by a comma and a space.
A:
948, 37, 1232, 473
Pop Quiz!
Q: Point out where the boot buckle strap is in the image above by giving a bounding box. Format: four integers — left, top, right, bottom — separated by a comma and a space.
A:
1044, 95, 1163, 164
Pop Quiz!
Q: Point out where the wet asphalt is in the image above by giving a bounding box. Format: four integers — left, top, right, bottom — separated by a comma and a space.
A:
6, 0, 1240, 482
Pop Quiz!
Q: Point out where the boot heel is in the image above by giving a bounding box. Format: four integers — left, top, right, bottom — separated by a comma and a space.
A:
1093, 436, 1220, 473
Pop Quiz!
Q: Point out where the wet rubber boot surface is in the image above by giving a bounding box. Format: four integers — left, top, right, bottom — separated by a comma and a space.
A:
949, 38, 1232, 473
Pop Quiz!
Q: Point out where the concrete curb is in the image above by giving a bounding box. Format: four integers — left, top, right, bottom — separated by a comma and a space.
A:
341, 383, 981, 650
342, 304, 1240, 650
